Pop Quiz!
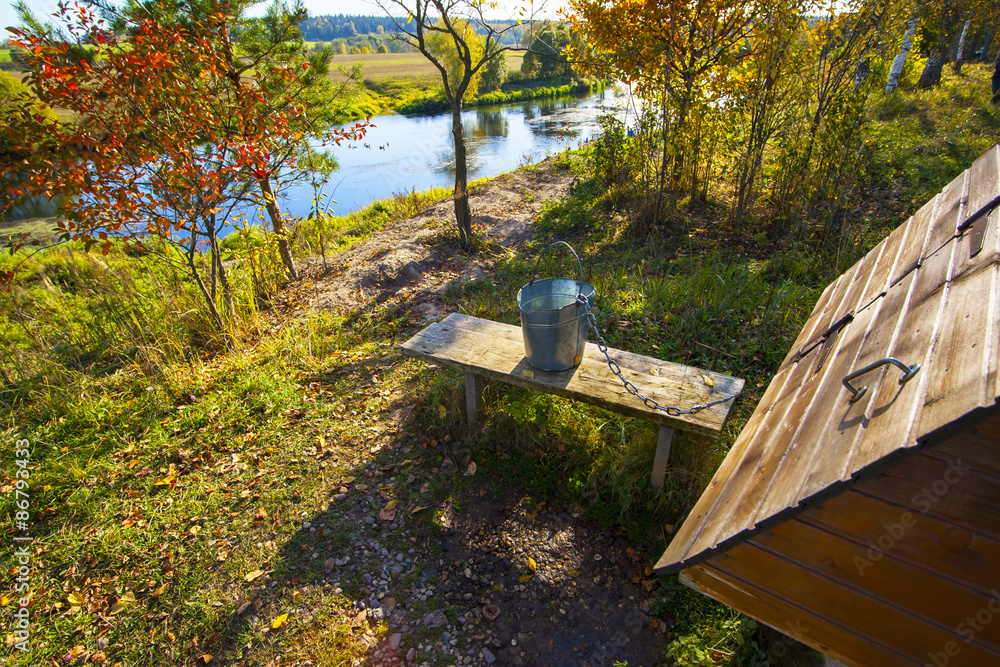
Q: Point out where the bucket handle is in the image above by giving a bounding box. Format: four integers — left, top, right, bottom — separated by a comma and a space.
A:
529, 241, 585, 287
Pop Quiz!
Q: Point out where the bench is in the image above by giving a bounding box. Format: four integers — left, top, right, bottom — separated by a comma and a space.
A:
400, 313, 744, 487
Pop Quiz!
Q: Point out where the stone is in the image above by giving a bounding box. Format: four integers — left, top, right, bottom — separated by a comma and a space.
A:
406, 647, 416, 662
365, 516, 375, 526
390, 633, 402, 650
422, 610, 448, 628
482, 648, 496, 664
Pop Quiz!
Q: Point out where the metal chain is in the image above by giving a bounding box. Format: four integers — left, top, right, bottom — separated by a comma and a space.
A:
576, 295, 737, 416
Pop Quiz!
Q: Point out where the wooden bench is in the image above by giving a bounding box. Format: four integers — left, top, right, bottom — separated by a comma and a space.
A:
400, 313, 744, 487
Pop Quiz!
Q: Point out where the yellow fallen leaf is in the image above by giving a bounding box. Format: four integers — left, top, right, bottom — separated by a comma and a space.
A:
111, 591, 136, 613
151, 583, 169, 598
465, 461, 477, 476
649, 367, 659, 376
410, 506, 428, 515
341, 476, 356, 485
527, 557, 537, 572
0, 594, 10, 606
272, 612, 289, 629
521, 369, 534, 379
567, 569, 581, 577
518, 574, 533, 583
437, 404, 447, 419
154, 475, 176, 487
200, 654, 213, 664
702, 374, 715, 387
244, 569, 266, 582
292, 591, 301, 603
384, 499, 398, 511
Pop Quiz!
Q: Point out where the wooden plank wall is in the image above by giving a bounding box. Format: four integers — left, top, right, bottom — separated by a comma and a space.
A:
686, 412, 1000, 667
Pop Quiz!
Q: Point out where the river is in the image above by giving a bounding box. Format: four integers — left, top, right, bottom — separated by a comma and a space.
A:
2, 87, 627, 225
282, 86, 626, 219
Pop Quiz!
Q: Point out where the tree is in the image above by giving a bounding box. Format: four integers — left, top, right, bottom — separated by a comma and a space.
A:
520, 22, 574, 80
479, 42, 508, 93
377, 0, 527, 247
2, 0, 364, 326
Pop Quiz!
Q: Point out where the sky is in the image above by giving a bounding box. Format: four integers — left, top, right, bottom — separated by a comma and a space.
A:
2, 0, 562, 35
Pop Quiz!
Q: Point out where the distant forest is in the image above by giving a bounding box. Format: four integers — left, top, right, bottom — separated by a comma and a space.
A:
300, 14, 524, 45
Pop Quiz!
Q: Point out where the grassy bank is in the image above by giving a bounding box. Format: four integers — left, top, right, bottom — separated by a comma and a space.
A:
1, 67, 997, 666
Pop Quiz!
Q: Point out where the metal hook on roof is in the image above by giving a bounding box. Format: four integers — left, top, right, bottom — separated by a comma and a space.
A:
843, 357, 921, 404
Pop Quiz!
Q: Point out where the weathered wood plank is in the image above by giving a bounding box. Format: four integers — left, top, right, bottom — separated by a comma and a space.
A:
843, 235, 956, 475
887, 194, 942, 289
681, 564, 918, 667
650, 426, 673, 488
782, 261, 863, 372
751, 518, 1000, 648
711, 542, 1000, 665
933, 425, 1000, 480
857, 213, 916, 312
400, 315, 743, 437
804, 490, 1000, 590
465, 372, 484, 426
923, 168, 969, 259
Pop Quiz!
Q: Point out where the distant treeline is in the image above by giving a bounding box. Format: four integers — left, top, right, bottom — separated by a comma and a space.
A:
300, 14, 524, 45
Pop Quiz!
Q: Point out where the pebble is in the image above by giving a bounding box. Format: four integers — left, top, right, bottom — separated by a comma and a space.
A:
303, 521, 311, 529
334, 493, 346, 501
390, 633, 402, 650
406, 648, 416, 662
482, 647, 496, 664
365, 516, 375, 526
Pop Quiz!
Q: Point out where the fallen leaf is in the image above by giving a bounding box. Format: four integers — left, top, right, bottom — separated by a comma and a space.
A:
649, 367, 659, 376
465, 461, 477, 476
641, 578, 657, 592
527, 557, 537, 572
90, 650, 107, 664
384, 499, 398, 510
236, 601, 252, 615
482, 604, 501, 621
199, 655, 213, 665
110, 591, 136, 614
244, 569, 265, 583
567, 569, 581, 577
67, 593, 84, 605
702, 374, 715, 387
292, 591, 301, 603
521, 369, 534, 379
151, 583, 169, 598
410, 506, 428, 515
324, 558, 337, 574
518, 574, 533, 583
437, 404, 447, 419
379, 507, 397, 521
154, 475, 176, 488
341, 476, 356, 485
272, 613, 289, 629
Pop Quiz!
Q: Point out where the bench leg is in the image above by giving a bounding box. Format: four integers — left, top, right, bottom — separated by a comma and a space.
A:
465, 372, 484, 427
651, 426, 673, 488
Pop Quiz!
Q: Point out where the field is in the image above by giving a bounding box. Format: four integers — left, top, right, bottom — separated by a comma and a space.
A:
327, 50, 525, 80
0, 49, 11, 63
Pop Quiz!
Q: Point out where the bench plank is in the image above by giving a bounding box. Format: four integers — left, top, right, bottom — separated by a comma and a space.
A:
401, 313, 744, 438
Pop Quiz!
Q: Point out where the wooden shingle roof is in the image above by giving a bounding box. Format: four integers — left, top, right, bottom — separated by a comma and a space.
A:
656, 144, 1000, 574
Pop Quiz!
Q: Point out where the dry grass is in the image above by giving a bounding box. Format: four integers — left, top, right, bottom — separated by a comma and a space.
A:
327, 51, 524, 81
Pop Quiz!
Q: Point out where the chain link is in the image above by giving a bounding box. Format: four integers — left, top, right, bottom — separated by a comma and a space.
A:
576, 295, 737, 416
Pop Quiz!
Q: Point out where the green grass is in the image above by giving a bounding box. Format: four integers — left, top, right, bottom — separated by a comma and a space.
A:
0, 50, 11, 63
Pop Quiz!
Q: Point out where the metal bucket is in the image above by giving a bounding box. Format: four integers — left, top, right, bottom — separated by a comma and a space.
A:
517, 241, 596, 372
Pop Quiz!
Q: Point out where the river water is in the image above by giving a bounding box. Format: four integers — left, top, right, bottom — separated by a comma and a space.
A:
282, 86, 626, 219
4, 87, 626, 224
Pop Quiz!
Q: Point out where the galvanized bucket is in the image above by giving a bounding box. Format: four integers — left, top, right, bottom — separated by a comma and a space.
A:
517, 241, 596, 372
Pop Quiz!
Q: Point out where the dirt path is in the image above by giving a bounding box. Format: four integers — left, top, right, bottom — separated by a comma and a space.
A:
286, 160, 672, 666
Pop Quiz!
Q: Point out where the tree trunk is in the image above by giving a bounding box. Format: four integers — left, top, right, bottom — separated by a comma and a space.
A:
259, 175, 299, 281
885, 17, 919, 93
451, 100, 473, 247
953, 19, 972, 74
917, 53, 945, 89
993, 48, 1000, 104
187, 248, 225, 333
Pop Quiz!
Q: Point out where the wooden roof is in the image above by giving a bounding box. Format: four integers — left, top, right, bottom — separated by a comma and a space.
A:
656, 143, 1000, 574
